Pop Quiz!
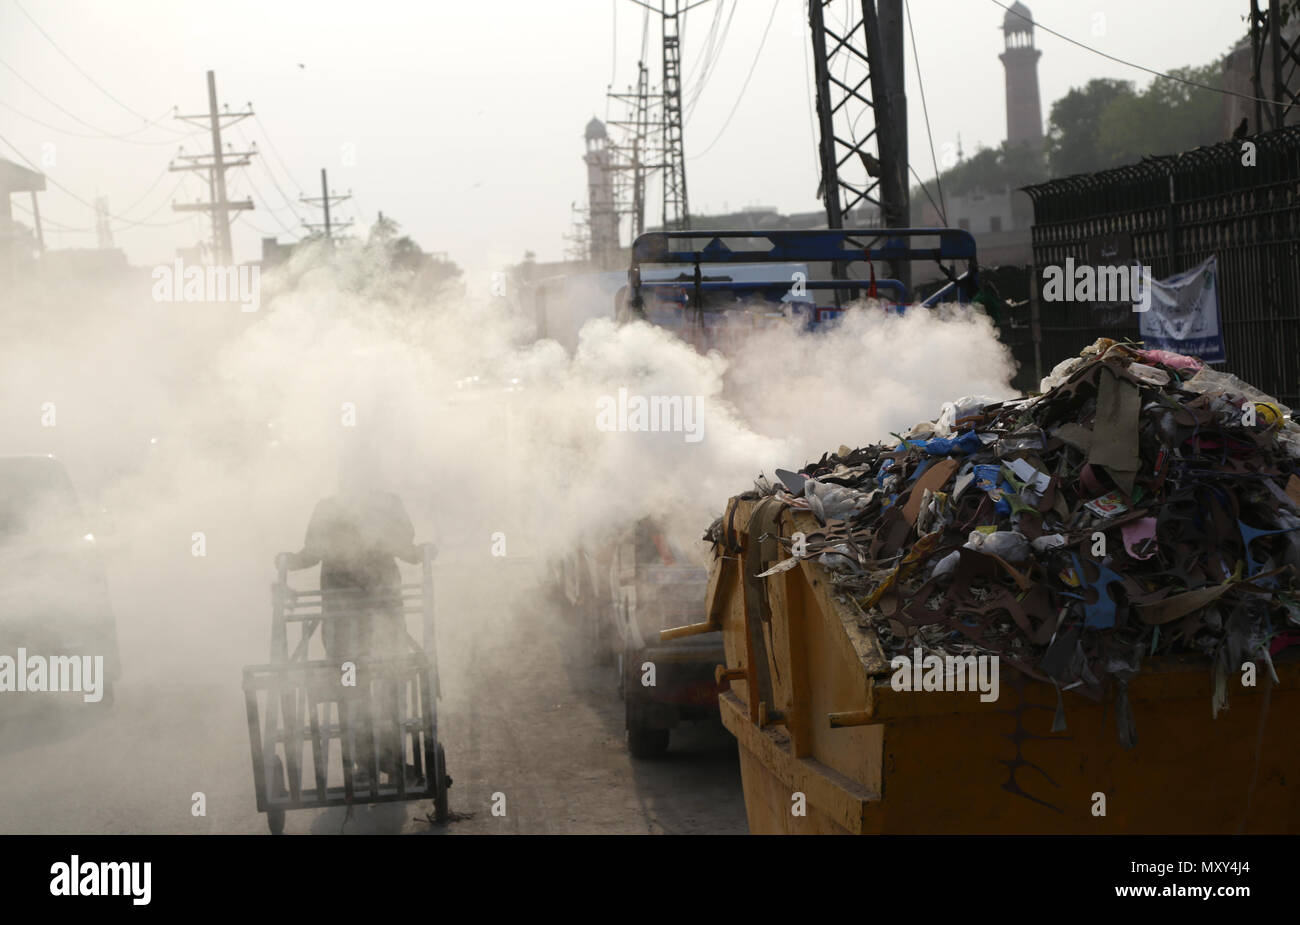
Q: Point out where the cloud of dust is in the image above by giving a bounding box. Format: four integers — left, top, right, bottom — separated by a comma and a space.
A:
723, 303, 1018, 455
0, 247, 1016, 716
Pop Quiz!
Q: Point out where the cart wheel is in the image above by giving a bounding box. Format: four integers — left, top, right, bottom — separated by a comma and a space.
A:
267, 755, 287, 835
434, 743, 450, 823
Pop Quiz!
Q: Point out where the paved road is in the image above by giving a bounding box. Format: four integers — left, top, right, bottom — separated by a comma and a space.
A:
0, 560, 747, 835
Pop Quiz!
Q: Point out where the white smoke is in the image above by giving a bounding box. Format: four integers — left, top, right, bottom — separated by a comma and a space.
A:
0, 243, 1016, 830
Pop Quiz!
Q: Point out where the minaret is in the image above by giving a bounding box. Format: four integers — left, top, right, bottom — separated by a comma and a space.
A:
999, 2, 1043, 151
584, 117, 619, 269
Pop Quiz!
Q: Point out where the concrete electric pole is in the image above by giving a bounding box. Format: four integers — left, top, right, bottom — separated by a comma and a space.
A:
171, 70, 255, 264
300, 168, 352, 243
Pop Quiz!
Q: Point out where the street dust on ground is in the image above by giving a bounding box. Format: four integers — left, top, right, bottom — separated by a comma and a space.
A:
0, 556, 747, 835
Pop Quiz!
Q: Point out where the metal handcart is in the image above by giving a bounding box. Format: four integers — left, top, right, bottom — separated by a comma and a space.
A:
243, 544, 450, 834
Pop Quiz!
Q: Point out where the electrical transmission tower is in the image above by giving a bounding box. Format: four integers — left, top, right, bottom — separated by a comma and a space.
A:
626, 0, 707, 230
300, 168, 353, 242
171, 70, 255, 265
1250, 0, 1300, 131
608, 60, 654, 243
807, 0, 909, 286
659, 0, 690, 230
563, 201, 593, 262
94, 197, 114, 250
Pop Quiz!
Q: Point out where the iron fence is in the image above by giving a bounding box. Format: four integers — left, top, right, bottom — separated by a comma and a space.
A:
1024, 124, 1300, 406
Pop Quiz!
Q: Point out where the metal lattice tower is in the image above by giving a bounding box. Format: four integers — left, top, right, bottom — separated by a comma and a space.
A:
1250, 0, 1300, 131
608, 60, 654, 243
660, 0, 690, 231
632, 60, 651, 238
807, 0, 908, 279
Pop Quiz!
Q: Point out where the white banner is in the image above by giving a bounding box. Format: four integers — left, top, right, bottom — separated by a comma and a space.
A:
1138, 255, 1224, 362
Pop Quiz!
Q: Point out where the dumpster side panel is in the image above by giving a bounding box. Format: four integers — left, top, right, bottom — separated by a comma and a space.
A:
710, 496, 1300, 834
733, 737, 850, 834
874, 673, 1300, 834
712, 500, 884, 834
720, 691, 880, 834
782, 562, 882, 797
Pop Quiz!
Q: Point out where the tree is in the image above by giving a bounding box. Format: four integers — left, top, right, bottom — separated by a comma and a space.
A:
1046, 78, 1134, 177
914, 139, 1047, 207
367, 213, 400, 248
363, 215, 464, 298
1096, 65, 1222, 166
1046, 66, 1223, 178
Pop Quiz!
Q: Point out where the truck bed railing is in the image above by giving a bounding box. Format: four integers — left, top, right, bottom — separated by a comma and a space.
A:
627, 227, 980, 312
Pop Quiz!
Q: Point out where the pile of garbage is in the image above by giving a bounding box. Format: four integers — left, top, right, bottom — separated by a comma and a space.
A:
713, 339, 1300, 742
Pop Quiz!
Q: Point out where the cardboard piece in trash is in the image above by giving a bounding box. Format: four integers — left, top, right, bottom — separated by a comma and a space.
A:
902, 458, 959, 526
1089, 367, 1141, 494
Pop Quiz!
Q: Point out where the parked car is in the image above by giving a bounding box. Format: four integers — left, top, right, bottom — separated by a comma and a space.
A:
0, 455, 120, 706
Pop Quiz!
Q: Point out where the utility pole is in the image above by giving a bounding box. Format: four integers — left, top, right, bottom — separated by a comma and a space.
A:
29, 191, 45, 253
808, 0, 909, 289
300, 168, 352, 242
171, 70, 254, 264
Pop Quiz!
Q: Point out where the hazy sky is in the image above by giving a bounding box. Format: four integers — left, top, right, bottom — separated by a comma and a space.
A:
2, 0, 1250, 291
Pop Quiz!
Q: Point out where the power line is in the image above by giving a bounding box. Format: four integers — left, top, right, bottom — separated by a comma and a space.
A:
11, 198, 93, 232
799, 0, 822, 188
109, 176, 195, 228
234, 123, 308, 223
13, 168, 193, 234
237, 166, 304, 237
113, 166, 173, 219
611, 0, 619, 87
905, 0, 945, 225
0, 127, 192, 226
251, 113, 308, 195
230, 207, 295, 240
11, 0, 178, 128
909, 163, 946, 229
349, 193, 368, 230
0, 99, 202, 147
988, 0, 1277, 106
0, 57, 182, 142
684, 0, 723, 88
684, 0, 736, 121
688, 0, 780, 160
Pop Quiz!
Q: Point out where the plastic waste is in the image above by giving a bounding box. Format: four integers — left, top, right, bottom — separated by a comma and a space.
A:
935, 395, 1000, 437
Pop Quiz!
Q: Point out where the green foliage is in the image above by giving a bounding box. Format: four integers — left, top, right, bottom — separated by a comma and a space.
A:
1046, 65, 1223, 177
911, 140, 1047, 211
365, 216, 463, 293
1045, 78, 1132, 177
1097, 65, 1222, 166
